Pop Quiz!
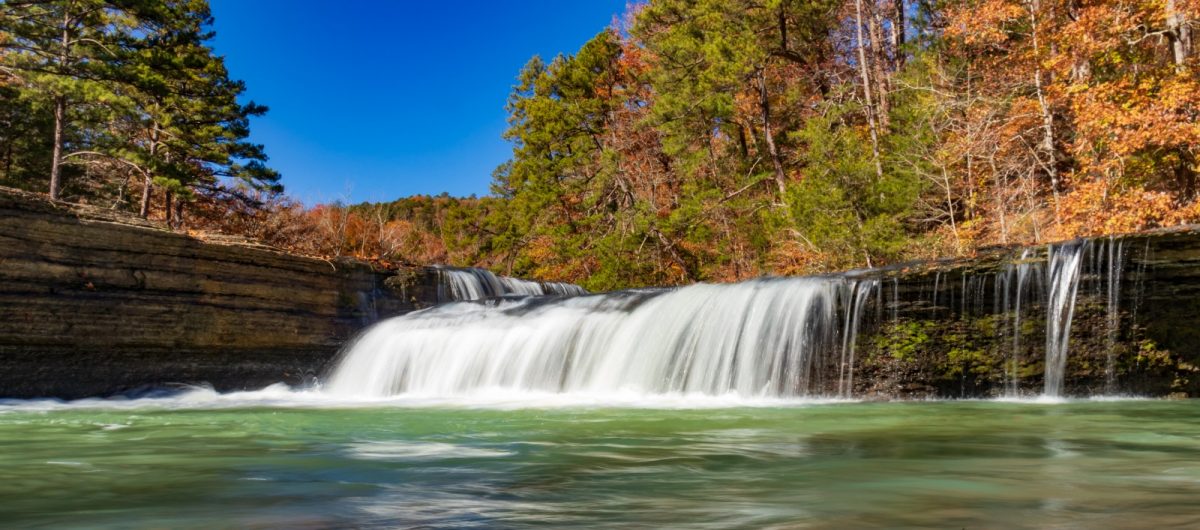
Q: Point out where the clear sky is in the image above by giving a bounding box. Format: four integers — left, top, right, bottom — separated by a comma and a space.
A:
207, 0, 628, 205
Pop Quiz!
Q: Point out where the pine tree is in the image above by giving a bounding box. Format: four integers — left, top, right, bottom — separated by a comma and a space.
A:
133, 1, 278, 223
0, 0, 150, 199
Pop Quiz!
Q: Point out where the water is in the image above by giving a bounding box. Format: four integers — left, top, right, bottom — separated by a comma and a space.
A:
405, 235, 1153, 401
344, 241, 1130, 400
998, 248, 1043, 395
436, 266, 587, 301
838, 279, 877, 397
2, 393, 1199, 528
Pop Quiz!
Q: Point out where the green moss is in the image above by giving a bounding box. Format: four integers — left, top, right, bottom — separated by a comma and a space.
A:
970, 314, 999, 337
873, 320, 935, 362
1135, 339, 1173, 368
1018, 360, 1043, 379
1019, 317, 1039, 336
944, 346, 993, 377
937, 322, 996, 378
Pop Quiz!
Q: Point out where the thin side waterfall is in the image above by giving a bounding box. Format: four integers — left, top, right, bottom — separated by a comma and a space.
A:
327, 277, 869, 399
890, 277, 899, 323
435, 266, 588, 301
838, 279, 878, 397
966, 238, 1130, 397
1104, 237, 1125, 392
1044, 243, 1086, 396
998, 248, 1042, 396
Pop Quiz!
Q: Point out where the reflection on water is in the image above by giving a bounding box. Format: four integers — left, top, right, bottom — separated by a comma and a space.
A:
2, 398, 1199, 528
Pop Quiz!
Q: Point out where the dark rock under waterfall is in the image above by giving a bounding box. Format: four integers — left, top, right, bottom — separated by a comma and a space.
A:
846, 232, 1200, 398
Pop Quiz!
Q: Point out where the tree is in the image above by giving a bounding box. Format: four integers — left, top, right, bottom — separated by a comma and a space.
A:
0, 0, 278, 223
0, 0, 153, 199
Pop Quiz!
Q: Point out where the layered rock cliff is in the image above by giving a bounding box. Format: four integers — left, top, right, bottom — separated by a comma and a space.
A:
0, 187, 440, 399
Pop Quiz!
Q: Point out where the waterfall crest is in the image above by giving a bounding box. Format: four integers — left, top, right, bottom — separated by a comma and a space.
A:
435, 266, 587, 301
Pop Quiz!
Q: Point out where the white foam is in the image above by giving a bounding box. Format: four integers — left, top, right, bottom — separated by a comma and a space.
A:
345, 441, 514, 461
0, 383, 857, 412
987, 394, 1150, 404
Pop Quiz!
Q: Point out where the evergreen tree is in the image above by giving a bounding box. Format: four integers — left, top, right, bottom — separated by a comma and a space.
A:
0, 0, 278, 222
125, 0, 278, 223
0, 0, 150, 199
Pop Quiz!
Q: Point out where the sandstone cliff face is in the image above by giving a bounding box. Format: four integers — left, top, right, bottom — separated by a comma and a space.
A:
0, 187, 440, 399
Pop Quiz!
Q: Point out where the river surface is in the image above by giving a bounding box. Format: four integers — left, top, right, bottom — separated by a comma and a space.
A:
1, 391, 1198, 529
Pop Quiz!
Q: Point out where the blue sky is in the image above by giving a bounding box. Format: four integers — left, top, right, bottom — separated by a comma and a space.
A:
207, 1, 628, 205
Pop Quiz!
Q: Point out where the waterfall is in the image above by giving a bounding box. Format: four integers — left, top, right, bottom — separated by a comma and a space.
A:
326, 277, 872, 399
1103, 237, 1125, 392
435, 266, 587, 301
330, 235, 1142, 401
1043, 242, 1086, 396
541, 281, 589, 297
838, 280, 878, 397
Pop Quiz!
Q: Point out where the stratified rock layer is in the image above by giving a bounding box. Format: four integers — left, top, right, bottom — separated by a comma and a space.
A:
0, 187, 439, 398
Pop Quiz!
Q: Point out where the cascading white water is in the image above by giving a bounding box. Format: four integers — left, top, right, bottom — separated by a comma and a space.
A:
995, 248, 1043, 396
326, 277, 872, 399
435, 266, 587, 301
437, 267, 504, 300
838, 280, 878, 397
1043, 242, 1086, 396
1103, 237, 1125, 392
540, 281, 589, 297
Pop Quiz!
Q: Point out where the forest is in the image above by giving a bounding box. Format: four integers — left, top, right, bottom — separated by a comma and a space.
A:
2, 0, 1197, 291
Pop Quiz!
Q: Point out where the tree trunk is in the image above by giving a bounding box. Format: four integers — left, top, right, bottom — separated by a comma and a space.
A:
165, 190, 173, 227
854, 0, 886, 180
891, 0, 905, 70
1028, 0, 1059, 196
869, 6, 892, 130
1166, 0, 1192, 72
49, 95, 66, 200
139, 124, 159, 218
758, 70, 788, 197
48, 9, 71, 201
138, 175, 152, 217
